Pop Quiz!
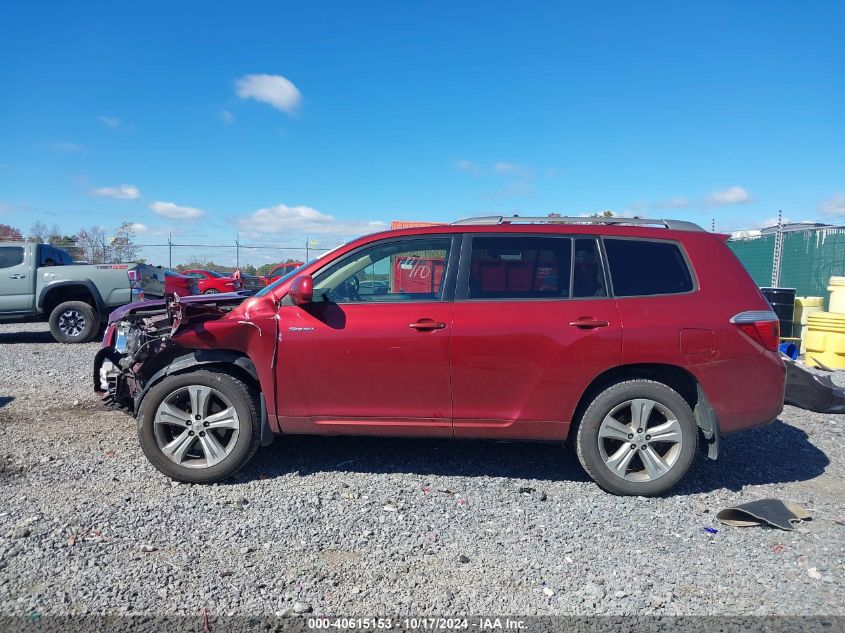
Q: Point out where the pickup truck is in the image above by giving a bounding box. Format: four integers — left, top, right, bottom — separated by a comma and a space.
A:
0, 242, 164, 343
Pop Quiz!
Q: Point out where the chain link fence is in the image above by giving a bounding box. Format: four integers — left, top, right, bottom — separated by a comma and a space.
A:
16, 238, 331, 276
13, 225, 845, 296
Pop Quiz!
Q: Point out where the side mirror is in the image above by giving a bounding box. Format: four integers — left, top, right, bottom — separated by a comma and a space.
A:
289, 274, 314, 306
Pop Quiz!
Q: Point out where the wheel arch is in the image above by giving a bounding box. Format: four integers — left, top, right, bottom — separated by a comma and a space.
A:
40, 281, 104, 317
570, 363, 719, 459
134, 349, 274, 446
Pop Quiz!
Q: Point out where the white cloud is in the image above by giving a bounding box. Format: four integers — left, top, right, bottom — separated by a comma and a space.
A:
92, 184, 141, 200
455, 159, 481, 175
98, 116, 121, 128
707, 186, 752, 205
236, 203, 387, 240
653, 196, 690, 209
51, 141, 87, 153
493, 162, 522, 174
219, 109, 235, 124
235, 74, 302, 114
149, 201, 205, 220
819, 193, 845, 217
130, 222, 171, 237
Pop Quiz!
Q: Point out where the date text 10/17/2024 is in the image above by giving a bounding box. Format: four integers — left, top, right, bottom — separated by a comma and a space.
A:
306, 618, 527, 630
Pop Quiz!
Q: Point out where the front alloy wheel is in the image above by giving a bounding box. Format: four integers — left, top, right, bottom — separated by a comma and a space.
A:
154, 385, 241, 468
137, 369, 262, 483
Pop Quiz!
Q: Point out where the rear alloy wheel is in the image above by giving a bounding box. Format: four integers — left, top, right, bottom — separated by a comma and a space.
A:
203, 288, 220, 294
48, 300, 100, 343
575, 380, 697, 496
137, 370, 261, 483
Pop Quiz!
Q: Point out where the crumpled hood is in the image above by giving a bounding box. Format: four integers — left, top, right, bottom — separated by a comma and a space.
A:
107, 292, 247, 323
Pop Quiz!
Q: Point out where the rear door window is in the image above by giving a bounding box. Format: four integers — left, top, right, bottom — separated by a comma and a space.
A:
603, 238, 693, 296
573, 238, 607, 298
466, 236, 572, 299
0, 246, 25, 269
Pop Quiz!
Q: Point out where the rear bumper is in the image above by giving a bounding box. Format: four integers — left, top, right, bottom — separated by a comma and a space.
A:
698, 351, 785, 434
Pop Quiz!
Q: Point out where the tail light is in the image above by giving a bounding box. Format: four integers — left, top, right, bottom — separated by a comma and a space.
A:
731, 310, 780, 351
128, 269, 144, 302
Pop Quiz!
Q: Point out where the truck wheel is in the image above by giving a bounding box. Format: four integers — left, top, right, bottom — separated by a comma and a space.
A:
48, 301, 100, 343
575, 379, 698, 496
136, 369, 262, 483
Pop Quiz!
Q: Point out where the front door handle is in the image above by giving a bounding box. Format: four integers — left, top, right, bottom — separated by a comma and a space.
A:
569, 317, 609, 329
9, 274, 25, 279
409, 319, 447, 331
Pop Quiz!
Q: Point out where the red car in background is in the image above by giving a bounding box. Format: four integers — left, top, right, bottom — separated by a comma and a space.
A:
181, 269, 243, 294
266, 261, 305, 284
164, 270, 199, 297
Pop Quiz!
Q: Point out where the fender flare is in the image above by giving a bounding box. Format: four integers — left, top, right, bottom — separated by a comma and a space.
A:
39, 280, 106, 317
133, 350, 274, 446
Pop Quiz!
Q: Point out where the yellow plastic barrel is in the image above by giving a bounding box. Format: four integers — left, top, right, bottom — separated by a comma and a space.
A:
805, 311, 845, 368
827, 276, 845, 314
794, 296, 824, 353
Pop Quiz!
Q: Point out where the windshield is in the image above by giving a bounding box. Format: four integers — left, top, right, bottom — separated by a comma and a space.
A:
203, 270, 225, 278
253, 261, 311, 297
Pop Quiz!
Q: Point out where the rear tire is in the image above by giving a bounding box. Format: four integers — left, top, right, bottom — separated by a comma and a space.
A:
137, 369, 261, 483
203, 288, 220, 294
575, 379, 698, 496
48, 301, 100, 343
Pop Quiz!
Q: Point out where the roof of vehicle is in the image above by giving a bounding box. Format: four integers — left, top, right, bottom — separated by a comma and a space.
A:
348, 215, 709, 246
452, 215, 704, 231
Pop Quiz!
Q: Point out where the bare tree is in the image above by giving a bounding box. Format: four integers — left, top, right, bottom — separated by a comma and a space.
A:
76, 226, 107, 263
28, 221, 48, 242
46, 224, 63, 244
110, 221, 139, 262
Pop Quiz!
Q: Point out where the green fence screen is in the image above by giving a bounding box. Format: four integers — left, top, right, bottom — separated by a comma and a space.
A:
728, 228, 845, 298
727, 234, 775, 288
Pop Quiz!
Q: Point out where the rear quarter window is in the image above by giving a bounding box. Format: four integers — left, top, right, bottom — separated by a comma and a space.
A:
603, 238, 694, 296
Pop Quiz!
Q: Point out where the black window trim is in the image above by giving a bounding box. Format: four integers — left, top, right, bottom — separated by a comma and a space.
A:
298, 233, 461, 306
455, 232, 612, 302
600, 235, 698, 299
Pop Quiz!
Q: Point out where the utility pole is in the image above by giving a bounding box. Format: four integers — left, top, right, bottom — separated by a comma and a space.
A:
235, 233, 240, 270
168, 233, 172, 269
305, 235, 310, 261
771, 209, 784, 287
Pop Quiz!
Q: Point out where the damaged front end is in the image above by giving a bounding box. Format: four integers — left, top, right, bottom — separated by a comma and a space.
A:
94, 293, 248, 412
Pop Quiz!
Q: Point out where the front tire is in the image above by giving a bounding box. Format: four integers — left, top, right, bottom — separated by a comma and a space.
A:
203, 288, 220, 294
137, 369, 261, 483
575, 380, 698, 496
48, 301, 100, 343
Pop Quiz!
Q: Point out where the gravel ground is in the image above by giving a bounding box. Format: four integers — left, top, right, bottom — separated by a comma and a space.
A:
0, 321, 843, 619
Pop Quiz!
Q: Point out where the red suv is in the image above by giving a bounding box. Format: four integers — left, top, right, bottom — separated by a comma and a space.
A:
94, 216, 785, 495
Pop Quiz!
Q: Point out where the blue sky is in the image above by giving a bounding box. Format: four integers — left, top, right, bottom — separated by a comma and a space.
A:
1, 1, 843, 264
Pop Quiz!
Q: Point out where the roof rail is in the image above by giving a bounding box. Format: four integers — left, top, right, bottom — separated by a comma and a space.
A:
451, 215, 705, 232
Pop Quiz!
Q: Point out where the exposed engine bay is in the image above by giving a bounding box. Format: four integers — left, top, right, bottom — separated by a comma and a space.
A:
95, 294, 249, 411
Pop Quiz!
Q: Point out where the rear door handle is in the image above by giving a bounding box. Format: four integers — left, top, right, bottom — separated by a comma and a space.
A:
409, 319, 447, 331
569, 317, 609, 329
9, 274, 25, 279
